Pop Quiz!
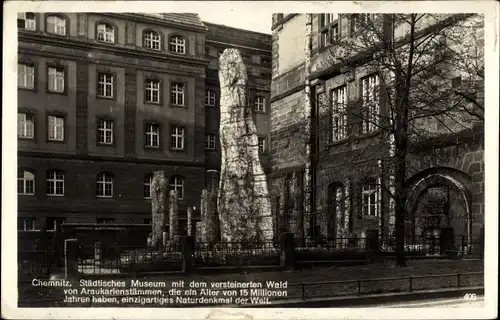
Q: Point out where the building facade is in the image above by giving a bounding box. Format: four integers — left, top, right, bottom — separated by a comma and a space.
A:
17, 13, 272, 234
270, 13, 485, 241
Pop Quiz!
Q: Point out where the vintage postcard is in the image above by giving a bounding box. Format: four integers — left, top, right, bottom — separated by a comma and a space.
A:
1, 1, 498, 319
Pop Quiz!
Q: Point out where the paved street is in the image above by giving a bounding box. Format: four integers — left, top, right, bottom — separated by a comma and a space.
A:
373, 296, 485, 308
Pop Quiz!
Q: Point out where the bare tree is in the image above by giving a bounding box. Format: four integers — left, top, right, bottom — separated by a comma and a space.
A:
303, 13, 485, 266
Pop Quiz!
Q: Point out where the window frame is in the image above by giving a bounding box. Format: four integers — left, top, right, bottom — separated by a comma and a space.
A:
169, 176, 184, 200
144, 122, 160, 148
145, 78, 161, 104
18, 218, 37, 231
47, 65, 66, 94
46, 170, 65, 197
360, 74, 380, 134
18, 112, 35, 140
18, 63, 35, 90
97, 72, 115, 99
144, 174, 153, 199
258, 137, 266, 154
171, 82, 185, 107
331, 85, 348, 142
319, 13, 340, 49
170, 125, 185, 151
143, 29, 162, 51
96, 172, 114, 198
45, 15, 67, 36
205, 89, 216, 106
96, 22, 116, 44
361, 177, 379, 217
169, 35, 186, 54
205, 134, 216, 150
18, 12, 37, 31
254, 96, 266, 112
18, 169, 35, 195
47, 114, 65, 142
97, 118, 114, 145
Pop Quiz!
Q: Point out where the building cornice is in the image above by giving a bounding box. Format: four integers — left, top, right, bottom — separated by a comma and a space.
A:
18, 32, 210, 69
206, 39, 272, 54
18, 151, 207, 167
103, 13, 209, 32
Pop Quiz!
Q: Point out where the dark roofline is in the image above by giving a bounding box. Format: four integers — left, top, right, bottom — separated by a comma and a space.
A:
106, 13, 208, 32
202, 21, 271, 37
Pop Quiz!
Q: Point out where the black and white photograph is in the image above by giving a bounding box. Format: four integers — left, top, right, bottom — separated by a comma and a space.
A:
2, 1, 498, 319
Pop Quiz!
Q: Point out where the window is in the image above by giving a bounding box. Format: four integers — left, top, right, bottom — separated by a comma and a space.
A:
169, 176, 184, 200
332, 86, 347, 141
46, 218, 65, 231
261, 57, 272, 65
171, 126, 185, 150
144, 174, 153, 199
97, 73, 114, 98
145, 79, 160, 103
258, 137, 266, 153
145, 123, 160, 148
319, 13, 340, 48
18, 170, 35, 195
96, 218, 115, 224
169, 35, 186, 54
48, 115, 64, 141
18, 218, 36, 231
96, 172, 113, 198
144, 30, 161, 50
254, 96, 266, 112
171, 83, 185, 106
361, 74, 380, 134
46, 170, 64, 196
98, 119, 113, 144
46, 15, 66, 35
351, 14, 378, 34
362, 178, 379, 217
96, 23, 115, 43
18, 64, 35, 89
205, 89, 216, 106
48, 67, 65, 93
18, 12, 36, 31
18, 113, 35, 139
205, 134, 216, 150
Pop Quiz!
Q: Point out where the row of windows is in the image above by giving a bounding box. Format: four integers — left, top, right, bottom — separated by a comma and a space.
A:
321, 74, 380, 142
18, 63, 269, 112
204, 134, 267, 153
18, 13, 188, 55
18, 217, 156, 231
18, 170, 185, 200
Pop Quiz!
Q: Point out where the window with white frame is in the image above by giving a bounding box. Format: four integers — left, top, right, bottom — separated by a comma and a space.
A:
98, 119, 113, 144
18, 218, 36, 231
169, 36, 186, 54
97, 23, 115, 43
46, 217, 65, 231
258, 137, 266, 153
361, 74, 380, 134
97, 73, 114, 98
254, 96, 266, 112
18, 113, 35, 139
48, 115, 64, 141
171, 126, 185, 150
18, 12, 36, 31
18, 170, 35, 195
144, 174, 153, 199
46, 170, 64, 196
205, 89, 216, 106
169, 176, 184, 200
362, 178, 379, 217
18, 63, 35, 89
144, 30, 161, 50
332, 86, 347, 141
96, 172, 113, 197
171, 83, 185, 106
145, 123, 160, 147
145, 79, 160, 103
46, 15, 66, 35
48, 67, 65, 93
205, 134, 216, 150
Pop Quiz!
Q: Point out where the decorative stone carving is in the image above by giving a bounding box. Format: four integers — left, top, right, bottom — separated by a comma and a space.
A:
217, 48, 273, 243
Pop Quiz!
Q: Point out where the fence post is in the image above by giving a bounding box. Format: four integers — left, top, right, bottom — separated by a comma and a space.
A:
64, 239, 79, 279
280, 232, 295, 270
181, 236, 195, 274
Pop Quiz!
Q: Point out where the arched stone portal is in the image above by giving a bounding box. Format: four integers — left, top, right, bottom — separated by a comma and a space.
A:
405, 167, 474, 252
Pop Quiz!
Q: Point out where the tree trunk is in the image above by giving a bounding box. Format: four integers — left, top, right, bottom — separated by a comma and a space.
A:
394, 143, 407, 267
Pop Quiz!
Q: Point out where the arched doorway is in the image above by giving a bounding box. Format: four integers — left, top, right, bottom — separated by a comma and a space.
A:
405, 168, 473, 254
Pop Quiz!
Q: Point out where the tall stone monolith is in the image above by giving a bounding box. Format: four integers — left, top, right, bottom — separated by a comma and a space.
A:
217, 48, 273, 243
169, 190, 179, 244
151, 171, 167, 248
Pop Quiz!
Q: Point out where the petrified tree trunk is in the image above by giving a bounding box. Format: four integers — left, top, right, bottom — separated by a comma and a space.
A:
151, 171, 167, 248
169, 190, 179, 244
218, 48, 273, 243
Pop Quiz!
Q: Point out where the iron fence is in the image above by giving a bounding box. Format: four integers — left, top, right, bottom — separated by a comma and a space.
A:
194, 241, 281, 267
